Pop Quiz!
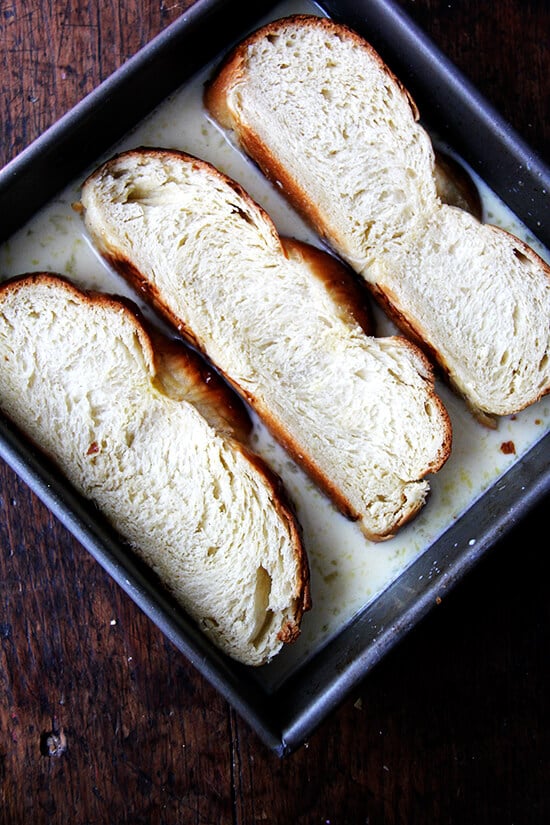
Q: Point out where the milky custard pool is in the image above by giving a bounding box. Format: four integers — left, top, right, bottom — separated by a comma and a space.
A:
1, 0, 548, 688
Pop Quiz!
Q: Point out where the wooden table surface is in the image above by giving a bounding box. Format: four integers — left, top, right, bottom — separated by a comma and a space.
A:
1, 1, 549, 822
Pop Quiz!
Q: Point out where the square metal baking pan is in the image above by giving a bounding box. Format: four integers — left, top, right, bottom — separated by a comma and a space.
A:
0, 0, 548, 756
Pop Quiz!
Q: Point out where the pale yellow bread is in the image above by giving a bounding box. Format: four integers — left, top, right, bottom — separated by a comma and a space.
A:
81, 148, 452, 541
0, 273, 310, 666
204, 13, 550, 425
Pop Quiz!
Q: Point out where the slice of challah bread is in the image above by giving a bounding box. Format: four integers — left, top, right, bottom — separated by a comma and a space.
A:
0, 273, 310, 666
204, 14, 550, 425
80, 148, 451, 541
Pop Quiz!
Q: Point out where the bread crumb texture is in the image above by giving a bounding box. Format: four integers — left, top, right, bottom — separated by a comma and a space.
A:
0, 274, 308, 666
204, 14, 550, 421
81, 149, 452, 540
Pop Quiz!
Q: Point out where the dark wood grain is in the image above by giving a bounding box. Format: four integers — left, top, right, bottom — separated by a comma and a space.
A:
1, 1, 549, 823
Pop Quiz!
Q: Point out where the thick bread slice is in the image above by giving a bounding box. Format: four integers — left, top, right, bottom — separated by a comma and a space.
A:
80, 148, 451, 541
0, 273, 309, 666
204, 13, 550, 425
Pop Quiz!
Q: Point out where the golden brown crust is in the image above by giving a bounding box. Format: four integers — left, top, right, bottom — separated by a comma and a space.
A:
368, 223, 550, 428
236, 441, 311, 623
0, 273, 151, 365
0, 270, 311, 648
281, 237, 374, 335
204, 14, 420, 251
434, 150, 483, 220
102, 242, 368, 532
83, 146, 285, 257
0, 271, 254, 442
149, 333, 253, 443
367, 279, 499, 428
82, 144, 454, 542
206, 17, 549, 426
82, 149, 383, 533
205, 14, 418, 121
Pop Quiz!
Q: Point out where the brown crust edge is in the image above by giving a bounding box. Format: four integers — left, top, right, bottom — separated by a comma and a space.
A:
204, 14, 420, 254
205, 14, 550, 427
0, 271, 311, 650
281, 237, 374, 335
369, 223, 550, 426
81, 148, 453, 541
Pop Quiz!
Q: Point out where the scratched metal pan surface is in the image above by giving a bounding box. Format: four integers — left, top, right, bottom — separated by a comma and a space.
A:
0, 0, 548, 756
